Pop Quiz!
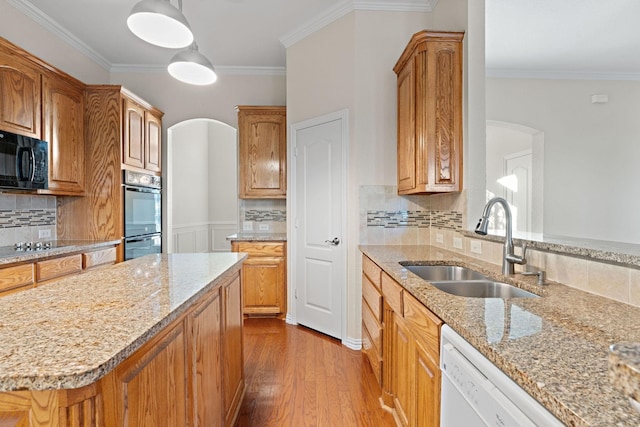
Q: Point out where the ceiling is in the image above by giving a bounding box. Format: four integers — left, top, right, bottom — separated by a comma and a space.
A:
7, 0, 640, 78
486, 0, 640, 79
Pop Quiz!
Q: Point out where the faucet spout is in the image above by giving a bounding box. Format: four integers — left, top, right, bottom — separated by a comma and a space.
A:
475, 197, 526, 275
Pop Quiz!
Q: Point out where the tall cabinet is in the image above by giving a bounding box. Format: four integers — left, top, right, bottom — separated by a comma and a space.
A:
57, 86, 163, 261
394, 30, 464, 195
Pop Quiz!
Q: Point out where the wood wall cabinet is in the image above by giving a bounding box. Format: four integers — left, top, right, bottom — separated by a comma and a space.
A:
0, 38, 87, 196
361, 255, 443, 427
0, 46, 41, 138
123, 95, 162, 173
42, 75, 85, 195
236, 106, 286, 199
394, 31, 464, 195
231, 241, 286, 317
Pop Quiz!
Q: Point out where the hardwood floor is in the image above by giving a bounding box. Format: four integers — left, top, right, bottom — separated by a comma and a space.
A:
236, 318, 396, 427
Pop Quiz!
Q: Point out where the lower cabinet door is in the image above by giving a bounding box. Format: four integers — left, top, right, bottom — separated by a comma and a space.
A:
414, 340, 441, 427
190, 288, 223, 427
103, 321, 188, 426
241, 256, 285, 315
393, 315, 412, 427
223, 273, 245, 426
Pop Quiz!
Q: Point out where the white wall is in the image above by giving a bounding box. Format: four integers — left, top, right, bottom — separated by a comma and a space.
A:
0, 2, 109, 83
487, 77, 640, 244
169, 119, 238, 253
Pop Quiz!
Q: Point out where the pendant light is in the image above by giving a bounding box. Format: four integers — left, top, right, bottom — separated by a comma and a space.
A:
168, 43, 217, 85
127, 0, 194, 48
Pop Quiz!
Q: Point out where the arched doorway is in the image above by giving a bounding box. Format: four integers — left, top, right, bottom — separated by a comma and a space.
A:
166, 119, 238, 253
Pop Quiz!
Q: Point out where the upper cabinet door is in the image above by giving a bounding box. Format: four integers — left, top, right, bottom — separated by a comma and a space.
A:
0, 49, 42, 138
394, 31, 464, 195
42, 75, 85, 195
145, 110, 162, 173
237, 106, 286, 199
123, 98, 145, 170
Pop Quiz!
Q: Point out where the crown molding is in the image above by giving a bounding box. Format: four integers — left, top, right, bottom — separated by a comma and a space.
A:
280, 0, 437, 48
7, 0, 112, 71
111, 64, 287, 76
487, 68, 640, 81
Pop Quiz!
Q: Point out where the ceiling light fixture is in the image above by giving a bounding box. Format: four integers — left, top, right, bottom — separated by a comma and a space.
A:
168, 43, 218, 85
127, 0, 194, 48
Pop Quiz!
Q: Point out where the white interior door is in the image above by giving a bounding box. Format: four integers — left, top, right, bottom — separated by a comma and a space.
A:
503, 150, 532, 233
292, 113, 346, 340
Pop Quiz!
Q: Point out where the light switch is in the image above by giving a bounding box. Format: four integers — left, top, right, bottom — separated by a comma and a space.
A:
470, 240, 482, 254
436, 233, 444, 244
453, 237, 463, 249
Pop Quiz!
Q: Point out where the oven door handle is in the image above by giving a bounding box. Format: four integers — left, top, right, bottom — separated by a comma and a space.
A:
123, 185, 161, 194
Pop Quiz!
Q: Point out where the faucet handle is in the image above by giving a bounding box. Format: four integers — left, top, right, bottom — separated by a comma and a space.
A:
521, 242, 528, 259
521, 269, 546, 285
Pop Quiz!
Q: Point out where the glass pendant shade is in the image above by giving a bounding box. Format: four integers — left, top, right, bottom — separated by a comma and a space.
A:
127, 0, 194, 48
168, 44, 217, 85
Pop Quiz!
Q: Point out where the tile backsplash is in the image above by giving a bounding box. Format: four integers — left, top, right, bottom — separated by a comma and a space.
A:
0, 194, 56, 246
359, 185, 640, 308
239, 199, 286, 234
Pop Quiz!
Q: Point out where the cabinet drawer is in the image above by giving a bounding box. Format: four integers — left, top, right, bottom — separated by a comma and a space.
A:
36, 254, 82, 282
0, 264, 34, 293
362, 255, 381, 290
404, 292, 442, 362
83, 247, 117, 270
362, 324, 382, 386
362, 300, 382, 355
362, 273, 382, 321
381, 272, 403, 315
232, 242, 285, 257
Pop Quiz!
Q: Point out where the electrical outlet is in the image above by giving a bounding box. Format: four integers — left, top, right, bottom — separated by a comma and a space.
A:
436, 233, 444, 244
38, 229, 51, 239
259, 223, 269, 231
243, 222, 253, 231
470, 240, 482, 254
453, 237, 462, 249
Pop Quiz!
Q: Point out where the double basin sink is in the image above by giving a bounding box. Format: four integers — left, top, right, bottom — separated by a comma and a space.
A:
401, 264, 538, 299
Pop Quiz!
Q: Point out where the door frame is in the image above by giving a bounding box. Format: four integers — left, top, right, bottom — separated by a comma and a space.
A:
287, 109, 349, 344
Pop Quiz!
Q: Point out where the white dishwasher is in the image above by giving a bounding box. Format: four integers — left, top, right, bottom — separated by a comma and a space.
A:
440, 325, 564, 426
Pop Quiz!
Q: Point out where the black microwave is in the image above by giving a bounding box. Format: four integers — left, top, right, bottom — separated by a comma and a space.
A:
0, 129, 48, 190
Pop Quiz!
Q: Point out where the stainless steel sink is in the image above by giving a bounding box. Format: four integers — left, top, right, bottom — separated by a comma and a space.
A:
430, 280, 539, 299
402, 264, 489, 281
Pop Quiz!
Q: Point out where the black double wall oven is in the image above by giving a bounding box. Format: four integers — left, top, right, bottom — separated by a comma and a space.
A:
123, 170, 161, 260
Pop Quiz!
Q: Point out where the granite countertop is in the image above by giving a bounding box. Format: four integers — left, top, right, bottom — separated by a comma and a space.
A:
0, 252, 246, 391
227, 233, 287, 242
0, 239, 121, 266
359, 244, 640, 427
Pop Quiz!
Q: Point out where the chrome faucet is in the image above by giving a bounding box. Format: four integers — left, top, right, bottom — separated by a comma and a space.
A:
475, 197, 527, 275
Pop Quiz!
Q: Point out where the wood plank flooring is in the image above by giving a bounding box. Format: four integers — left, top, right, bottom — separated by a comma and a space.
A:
236, 318, 396, 427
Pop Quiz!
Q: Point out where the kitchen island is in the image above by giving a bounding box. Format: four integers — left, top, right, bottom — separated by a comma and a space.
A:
0, 252, 246, 426
361, 245, 640, 427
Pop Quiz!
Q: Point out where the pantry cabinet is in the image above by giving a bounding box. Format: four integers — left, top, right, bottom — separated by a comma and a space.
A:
231, 241, 286, 317
361, 254, 443, 427
394, 30, 464, 195
236, 106, 286, 199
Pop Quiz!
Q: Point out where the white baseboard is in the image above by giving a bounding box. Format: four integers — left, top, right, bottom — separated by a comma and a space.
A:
342, 336, 362, 351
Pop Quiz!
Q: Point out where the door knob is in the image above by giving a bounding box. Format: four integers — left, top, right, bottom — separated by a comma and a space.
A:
325, 237, 340, 246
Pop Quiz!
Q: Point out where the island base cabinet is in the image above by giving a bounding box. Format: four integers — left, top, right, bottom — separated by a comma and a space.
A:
0, 268, 245, 427
101, 322, 188, 427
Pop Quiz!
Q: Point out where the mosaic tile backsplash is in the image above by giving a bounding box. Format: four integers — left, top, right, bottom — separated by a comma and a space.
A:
0, 194, 57, 246
245, 210, 286, 222
367, 210, 462, 230
239, 199, 287, 234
